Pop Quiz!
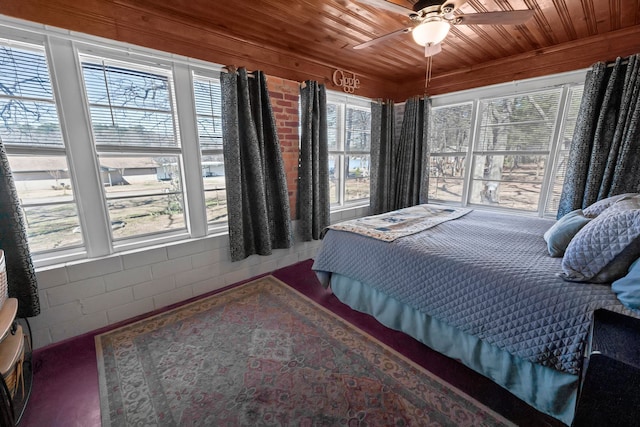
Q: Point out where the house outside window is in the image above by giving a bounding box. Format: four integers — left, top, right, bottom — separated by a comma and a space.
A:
0, 40, 83, 253
427, 74, 586, 217
326, 92, 371, 209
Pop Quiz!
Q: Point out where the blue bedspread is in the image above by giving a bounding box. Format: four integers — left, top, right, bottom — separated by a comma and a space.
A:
313, 209, 638, 375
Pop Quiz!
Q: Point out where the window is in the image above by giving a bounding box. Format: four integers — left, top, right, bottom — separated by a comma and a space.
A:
470, 89, 562, 211
544, 85, 584, 216
428, 103, 472, 204
192, 72, 227, 228
428, 76, 585, 216
0, 40, 83, 253
80, 56, 186, 241
327, 93, 371, 208
0, 23, 230, 266
0, 24, 235, 267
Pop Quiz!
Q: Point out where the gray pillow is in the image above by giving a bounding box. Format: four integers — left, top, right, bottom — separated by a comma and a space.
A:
604, 194, 640, 213
560, 207, 640, 283
582, 193, 638, 218
543, 209, 591, 257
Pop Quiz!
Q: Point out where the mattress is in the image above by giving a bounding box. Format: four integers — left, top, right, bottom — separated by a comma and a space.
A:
312, 209, 638, 375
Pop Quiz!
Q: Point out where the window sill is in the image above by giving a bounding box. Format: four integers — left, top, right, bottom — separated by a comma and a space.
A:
330, 201, 370, 214
32, 248, 89, 270
32, 227, 231, 271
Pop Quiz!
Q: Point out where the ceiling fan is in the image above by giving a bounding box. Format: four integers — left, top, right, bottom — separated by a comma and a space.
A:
354, 0, 534, 56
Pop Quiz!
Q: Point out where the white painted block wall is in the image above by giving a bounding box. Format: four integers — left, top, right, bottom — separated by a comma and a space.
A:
30, 207, 369, 349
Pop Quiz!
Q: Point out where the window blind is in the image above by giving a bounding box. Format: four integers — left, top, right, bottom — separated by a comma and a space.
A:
80, 58, 178, 148
192, 74, 223, 149
0, 44, 64, 147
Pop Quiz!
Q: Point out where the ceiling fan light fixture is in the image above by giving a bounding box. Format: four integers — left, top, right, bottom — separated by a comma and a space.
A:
411, 20, 450, 46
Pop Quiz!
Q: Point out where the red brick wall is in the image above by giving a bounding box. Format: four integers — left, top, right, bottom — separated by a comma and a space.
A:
267, 76, 300, 220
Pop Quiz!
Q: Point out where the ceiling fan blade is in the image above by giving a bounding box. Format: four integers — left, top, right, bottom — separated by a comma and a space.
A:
353, 27, 412, 49
355, 0, 414, 15
454, 9, 534, 25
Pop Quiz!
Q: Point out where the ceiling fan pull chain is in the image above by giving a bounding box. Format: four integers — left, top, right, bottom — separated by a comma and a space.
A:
424, 54, 428, 96
424, 46, 433, 96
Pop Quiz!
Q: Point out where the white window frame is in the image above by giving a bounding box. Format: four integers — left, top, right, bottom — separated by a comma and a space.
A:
0, 17, 226, 267
427, 101, 475, 205
326, 91, 372, 210
429, 70, 588, 217
0, 36, 85, 258
78, 52, 189, 248
190, 69, 227, 234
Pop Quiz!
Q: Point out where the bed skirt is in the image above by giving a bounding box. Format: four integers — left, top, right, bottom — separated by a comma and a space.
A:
329, 273, 578, 426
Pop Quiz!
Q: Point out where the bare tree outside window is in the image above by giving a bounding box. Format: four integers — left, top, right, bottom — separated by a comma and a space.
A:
470, 91, 561, 210
428, 86, 583, 214
81, 58, 186, 239
428, 103, 472, 203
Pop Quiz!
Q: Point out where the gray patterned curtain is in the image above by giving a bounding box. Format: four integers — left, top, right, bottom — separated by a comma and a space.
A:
370, 100, 395, 214
395, 97, 429, 209
557, 55, 640, 218
370, 97, 429, 213
297, 81, 329, 241
220, 68, 292, 261
0, 141, 40, 318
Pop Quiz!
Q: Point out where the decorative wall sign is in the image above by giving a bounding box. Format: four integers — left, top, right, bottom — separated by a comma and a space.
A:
332, 69, 360, 94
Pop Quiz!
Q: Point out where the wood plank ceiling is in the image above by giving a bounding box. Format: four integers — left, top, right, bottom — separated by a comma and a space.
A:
1, 0, 639, 99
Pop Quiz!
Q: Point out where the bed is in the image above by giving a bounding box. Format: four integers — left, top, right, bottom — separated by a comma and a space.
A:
312, 203, 640, 426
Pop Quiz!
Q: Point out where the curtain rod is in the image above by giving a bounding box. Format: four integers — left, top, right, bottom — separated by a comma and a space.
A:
606, 58, 631, 67
374, 97, 425, 105
221, 66, 307, 88
220, 65, 257, 78
221, 66, 344, 90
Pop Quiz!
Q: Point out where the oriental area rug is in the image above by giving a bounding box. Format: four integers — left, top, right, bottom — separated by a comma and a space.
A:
95, 275, 514, 426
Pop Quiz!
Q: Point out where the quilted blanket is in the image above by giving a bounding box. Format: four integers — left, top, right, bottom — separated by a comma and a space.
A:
313, 209, 639, 375
326, 204, 472, 242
